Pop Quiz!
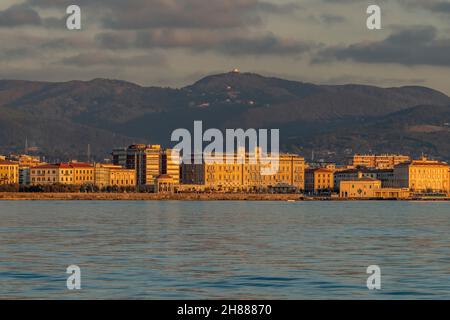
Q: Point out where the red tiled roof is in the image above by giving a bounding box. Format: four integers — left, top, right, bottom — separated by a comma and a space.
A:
31, 163, 94, 169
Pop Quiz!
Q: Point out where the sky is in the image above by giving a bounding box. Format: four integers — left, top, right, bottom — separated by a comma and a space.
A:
0, 0, 450, 95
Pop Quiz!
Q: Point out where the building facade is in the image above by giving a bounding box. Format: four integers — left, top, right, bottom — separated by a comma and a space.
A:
113, 144, 180, 187
394, 157, 450, 193
0, 160, 19, 185
339, 178, 382, 198
334, 168, 395, 191
30, 163, 94, 186
182, 153, 305, 192
30, 164, 59, 185
351, 154, 410, 169
95, 164, 136, 188
305, 168, 334, 193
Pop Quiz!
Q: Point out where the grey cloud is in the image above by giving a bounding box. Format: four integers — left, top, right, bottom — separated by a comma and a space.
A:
132, 29, 314, 56
0, 4, 42, 27
27, 0, 299, 30
315, 26, 450, 67
61, 52, 167, 67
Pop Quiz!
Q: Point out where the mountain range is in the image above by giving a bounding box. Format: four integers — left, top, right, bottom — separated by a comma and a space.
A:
1, 71, 449, 162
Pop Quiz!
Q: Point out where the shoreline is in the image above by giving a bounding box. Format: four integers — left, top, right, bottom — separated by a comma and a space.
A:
0, 192, 449, 201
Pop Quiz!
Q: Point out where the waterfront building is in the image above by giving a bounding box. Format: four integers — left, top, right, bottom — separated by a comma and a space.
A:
393, 157, 450, 193
305, 168, 334, 193
339, 178, 382, 198
162, 149, 180, 184
0, 160, 19, 185
113, 144, 180, 187
145, 145, 162, 185
30, 164, 59, 185
351, 154, 410, 169
30, 162, 94, 186
374, 188, 410, 199
155, 174, 177, 193
94, 164, 136, 188
181, 152, 305, 192
71, 162, 95, 185
334, 168, 395, 191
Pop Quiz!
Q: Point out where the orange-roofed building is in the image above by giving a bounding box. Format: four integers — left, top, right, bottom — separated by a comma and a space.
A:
30, 162, 94, 186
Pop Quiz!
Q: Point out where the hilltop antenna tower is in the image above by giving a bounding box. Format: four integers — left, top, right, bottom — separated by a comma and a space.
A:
25, 137, 28, 155
87, 144, 91, 163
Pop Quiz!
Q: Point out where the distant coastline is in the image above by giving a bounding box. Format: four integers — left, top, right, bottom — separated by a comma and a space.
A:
1, 192, 449, 201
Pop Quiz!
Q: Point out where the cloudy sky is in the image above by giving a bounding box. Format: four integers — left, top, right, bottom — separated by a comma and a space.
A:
1, 0, 450, 94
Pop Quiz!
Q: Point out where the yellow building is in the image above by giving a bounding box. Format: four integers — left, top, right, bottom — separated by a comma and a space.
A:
339, 178, 382, 198
30, 164, 59, 185
30, 163, 94, 186
95, 164, 136, 188
0, 160, 19, 185
352, 154, 410, 169
163, 149, 180, 184
305, 168, 334, 193
394, 157, 450, 193
182, 153, 305, 192
145, 145, 162, 185
374, 188, 410, 199
71, 163, 95, 185
109, 167, 136, 187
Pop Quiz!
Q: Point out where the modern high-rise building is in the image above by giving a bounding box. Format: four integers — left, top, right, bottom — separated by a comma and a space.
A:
162, 149, 180, 184
145, 145, 162, 185
112, 144, 180, 186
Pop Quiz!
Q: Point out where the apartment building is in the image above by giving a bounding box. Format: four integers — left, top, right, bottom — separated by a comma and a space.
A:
0, 160, 19, 185
30, 163, 94, 186
351, 154, 410, 169
94, 164, 136, 188
394, 157, 450, 193
112, 144, 180, 186
305, 168, 334, 193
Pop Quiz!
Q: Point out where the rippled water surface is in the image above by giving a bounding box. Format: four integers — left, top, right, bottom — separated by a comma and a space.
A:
1, 201, 449, 299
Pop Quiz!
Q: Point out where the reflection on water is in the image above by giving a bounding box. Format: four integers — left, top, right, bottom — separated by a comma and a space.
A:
0, 201, 449, 299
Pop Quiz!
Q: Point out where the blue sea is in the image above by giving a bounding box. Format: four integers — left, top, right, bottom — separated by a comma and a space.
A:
0, 201, 449, 299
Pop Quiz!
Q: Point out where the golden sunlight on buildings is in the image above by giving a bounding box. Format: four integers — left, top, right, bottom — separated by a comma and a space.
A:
351, 154, 410, 169
339, 178, 381, 198
181, 153, 305, 192
94, 164, 136, 188
30, 162, 94, 186
0, 160, 19, 185
112, 145, 181, 188
394, 157, 450, 193
305, 168, 334, 193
